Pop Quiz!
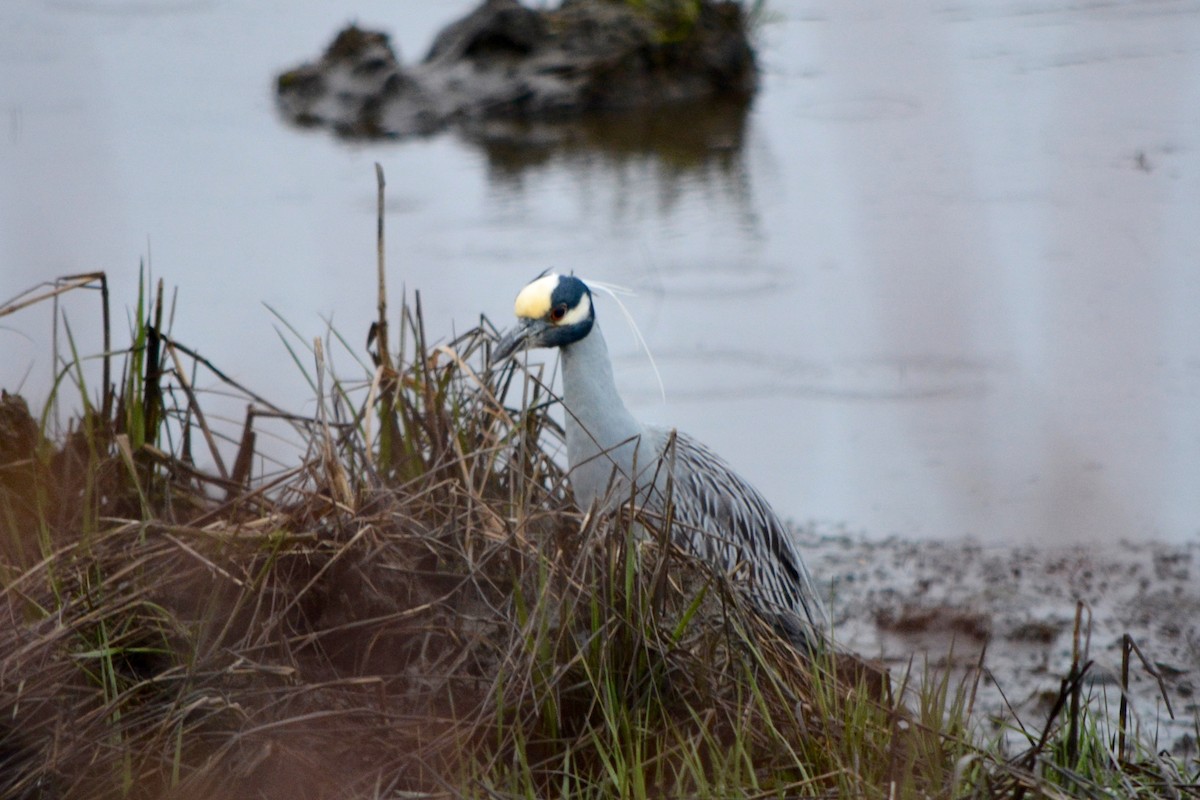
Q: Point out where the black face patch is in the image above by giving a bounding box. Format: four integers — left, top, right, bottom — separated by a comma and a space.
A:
550, 275, 590, 313
543, 275, 594, 347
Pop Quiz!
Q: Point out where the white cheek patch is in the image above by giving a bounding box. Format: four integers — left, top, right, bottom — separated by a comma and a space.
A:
557, 291, 592, 327
513, 273, 559, 319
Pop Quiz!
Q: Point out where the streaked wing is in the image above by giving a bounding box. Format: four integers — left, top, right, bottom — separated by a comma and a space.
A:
647, 430, 828, 638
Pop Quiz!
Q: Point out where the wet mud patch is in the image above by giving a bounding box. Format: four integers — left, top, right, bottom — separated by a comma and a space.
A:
875, 604, 992, 641
804, 531, 1200, 754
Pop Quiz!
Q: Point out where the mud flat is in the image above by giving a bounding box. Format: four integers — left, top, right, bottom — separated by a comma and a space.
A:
804, 530, 1200, 754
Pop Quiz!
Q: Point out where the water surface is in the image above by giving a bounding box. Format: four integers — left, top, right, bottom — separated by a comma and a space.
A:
3, 0, 1199, 543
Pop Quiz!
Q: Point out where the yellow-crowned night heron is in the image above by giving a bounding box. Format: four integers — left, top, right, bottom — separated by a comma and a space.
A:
493, 273, 827, 649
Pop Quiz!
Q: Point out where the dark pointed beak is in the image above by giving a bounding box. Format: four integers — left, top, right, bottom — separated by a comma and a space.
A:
492, 318, 549, 364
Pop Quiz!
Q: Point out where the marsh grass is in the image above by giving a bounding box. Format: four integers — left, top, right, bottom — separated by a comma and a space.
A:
620, 0, 770, 46
1, 267, 1196, 796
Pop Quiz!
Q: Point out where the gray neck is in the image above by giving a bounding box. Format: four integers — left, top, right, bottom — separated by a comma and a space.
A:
561, 323, 647, 508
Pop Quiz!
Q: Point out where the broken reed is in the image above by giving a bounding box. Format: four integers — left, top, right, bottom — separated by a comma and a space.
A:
0, 268, 1195, 799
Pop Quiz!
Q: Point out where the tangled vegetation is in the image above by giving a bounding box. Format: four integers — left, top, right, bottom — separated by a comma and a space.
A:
1, 189, 1196, 798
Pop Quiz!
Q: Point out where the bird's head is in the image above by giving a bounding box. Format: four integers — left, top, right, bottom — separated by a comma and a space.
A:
493, 273, 595, 362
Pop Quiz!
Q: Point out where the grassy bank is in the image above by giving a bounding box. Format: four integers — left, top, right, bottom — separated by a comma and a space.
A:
0, 263, 1194, 798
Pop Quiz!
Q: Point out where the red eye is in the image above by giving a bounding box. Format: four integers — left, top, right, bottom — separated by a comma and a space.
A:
550, 304, 567, 322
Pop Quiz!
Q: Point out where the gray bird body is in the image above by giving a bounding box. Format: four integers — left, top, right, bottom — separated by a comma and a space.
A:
495, 273, 827, 647
560, 322, 827, 644
559, 321, 654, 507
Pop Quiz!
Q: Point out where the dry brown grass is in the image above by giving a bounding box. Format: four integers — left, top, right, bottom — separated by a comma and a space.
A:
0, 270, 937, 799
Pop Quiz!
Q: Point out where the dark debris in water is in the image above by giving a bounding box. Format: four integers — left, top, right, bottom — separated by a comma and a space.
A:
874, 604, 992, 642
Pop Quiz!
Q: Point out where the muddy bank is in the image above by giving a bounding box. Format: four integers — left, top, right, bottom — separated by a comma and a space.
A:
803, 530, 1200, 755
275, 0, 757, 140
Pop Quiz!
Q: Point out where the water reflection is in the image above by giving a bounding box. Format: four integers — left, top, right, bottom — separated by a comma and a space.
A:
471, 96, 752, 183
472, 98, 759, 235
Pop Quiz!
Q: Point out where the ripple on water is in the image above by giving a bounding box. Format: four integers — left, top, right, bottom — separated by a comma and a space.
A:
619, 350, 998, 402
796, 95, 922, 123
47, 0, 211, 16
632, 263, 792, 298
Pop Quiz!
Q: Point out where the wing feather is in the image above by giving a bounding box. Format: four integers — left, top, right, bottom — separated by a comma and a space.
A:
643, 429, 828, 640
